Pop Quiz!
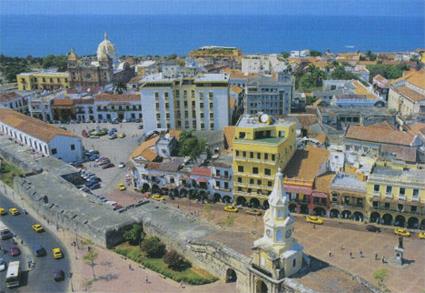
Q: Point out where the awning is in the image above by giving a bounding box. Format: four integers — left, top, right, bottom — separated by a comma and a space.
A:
196, 177, 208, 183
284, 185, 312, 195
311, 192, 328, 198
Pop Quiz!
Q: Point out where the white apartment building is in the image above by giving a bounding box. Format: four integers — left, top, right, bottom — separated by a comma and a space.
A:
0, 108, 83, 162
141, 73, 230, 132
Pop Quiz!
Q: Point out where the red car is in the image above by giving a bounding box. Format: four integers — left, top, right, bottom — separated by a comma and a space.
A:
10, 246, 21, 257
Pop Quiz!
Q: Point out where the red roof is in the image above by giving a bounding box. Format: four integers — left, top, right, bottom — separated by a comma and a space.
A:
191, 167, 211, 177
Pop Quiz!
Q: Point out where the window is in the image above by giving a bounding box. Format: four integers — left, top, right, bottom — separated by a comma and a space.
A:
253, 167, 258, 174
250, 152, 254, 158
242, 151, 246, 157
411, 206, 417, 213
51, 148, 57, 155
268, 181, 272, 187
384, 202, 390, 209
413, 189, 419, 200
271, 154, 275, 161
292, 259, 296, 267
257, 153, 261, 159
250, 179, 254, 184
265, 168, 271, 176
372, 201, 378, 208
264, 153, 268, 160
70, 144, 75, 151
399, 187, 405, 197
238, 166, 244, 173
237, 177, 242, 183
236, 150, 239, 157
257, 179, 261, 185
374, 185, 380, 192
386, 186, 392, 195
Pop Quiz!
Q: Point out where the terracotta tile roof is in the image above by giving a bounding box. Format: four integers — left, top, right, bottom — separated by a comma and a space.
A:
145, 159, 183, 172
130, 136, 159, 160
230, 85, 243, 94
352, 80, 377, 100
381, 144, 417, 163
314, 173, 336, 194
73, 98, 94, 105
345, 124, 415, 146
407, 122, 425, 136
284, 146, 329, 183
393, 86, 425, 102
223, 68, 257, 79
95, 93, 140, 102
0, 108, 78, 142
373, 74, 388, 84
312, 133, 327, 144
223, 126, 235, 150
52, 98, 74, 107
191, 167, 212, 177
401, 69, 425, 90
0, 92, 20, 103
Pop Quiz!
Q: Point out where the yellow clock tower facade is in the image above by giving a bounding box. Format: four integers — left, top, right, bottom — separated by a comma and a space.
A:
249, 168, 304, 293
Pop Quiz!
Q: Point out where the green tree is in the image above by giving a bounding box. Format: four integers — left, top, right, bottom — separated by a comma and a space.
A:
373, 268, 389, 291
163, 250, 191, 271
42, 55, 67, 71
141, 236, 166, 258
123, 224, 143, 246
366, 64, 409, 82
310, 50, 322, 57
83, 249, 98, 279
296, 65, 326, 91
330, 65, 358, 80
177, 131, 206, 160
280, 52, 290, 59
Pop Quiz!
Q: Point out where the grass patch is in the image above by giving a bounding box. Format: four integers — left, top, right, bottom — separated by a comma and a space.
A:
114, 242, 217, 285
0, 159, 23, 186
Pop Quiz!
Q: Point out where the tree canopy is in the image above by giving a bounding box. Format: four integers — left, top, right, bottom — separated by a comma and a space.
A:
177, 131, 206, 160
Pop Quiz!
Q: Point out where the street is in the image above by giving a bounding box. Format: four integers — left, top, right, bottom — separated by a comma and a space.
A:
0, 192, 70, 293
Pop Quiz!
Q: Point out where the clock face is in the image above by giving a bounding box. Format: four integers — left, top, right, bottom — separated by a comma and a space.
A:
286, 229, 292, 239
266, 229, 272, 238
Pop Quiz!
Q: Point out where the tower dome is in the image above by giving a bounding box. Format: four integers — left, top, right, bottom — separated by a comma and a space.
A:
97, 32, 116, 62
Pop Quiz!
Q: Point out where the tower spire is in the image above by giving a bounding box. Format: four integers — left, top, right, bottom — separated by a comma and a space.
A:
104, 32, 108, 40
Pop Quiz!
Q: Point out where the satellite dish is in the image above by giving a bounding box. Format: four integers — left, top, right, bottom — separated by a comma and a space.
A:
260, 113, 270, 124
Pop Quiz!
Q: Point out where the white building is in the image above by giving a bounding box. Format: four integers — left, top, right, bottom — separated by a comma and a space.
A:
242, 54, 287, 75
0, 108, 83, 162
94, 93, 142, 122
141, 73, 230, 132
0, 91, 29, 114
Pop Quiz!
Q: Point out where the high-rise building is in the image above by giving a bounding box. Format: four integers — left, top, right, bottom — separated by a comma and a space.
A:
245, 72, 293, 116
140, 73, 230, 132
232, 113, 296, 209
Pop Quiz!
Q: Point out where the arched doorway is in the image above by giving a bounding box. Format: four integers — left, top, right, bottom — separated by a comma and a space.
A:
330, 209, 339, 218
250, 198, 260, 209
141, 183, 150, 193
370, 212, 380, 223
353, 211, 364, 222
341, 210, 352, 219
152, 184, 160, 193
394, 215, 406, 227
188, 189, 198, 200
407, 217, 419, 229
313, 207, 326, 216
213, 193, 221, 203
289, 203, 297, 213
262, 201, 269, 210
222, 195, 232, 203
256, 280, 268, 293
300, 204, 309, 214
236, 196, 247, 206
179, 188, 188, 198
382, 214, 393, 225
225, 268, 237, 283
420, 219, 425, 230
198, 190, 208, 202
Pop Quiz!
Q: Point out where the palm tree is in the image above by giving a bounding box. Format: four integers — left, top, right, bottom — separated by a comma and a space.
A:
84, 249, 98, 280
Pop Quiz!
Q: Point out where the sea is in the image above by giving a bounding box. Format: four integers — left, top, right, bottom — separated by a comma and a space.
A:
0, 14, 424, 57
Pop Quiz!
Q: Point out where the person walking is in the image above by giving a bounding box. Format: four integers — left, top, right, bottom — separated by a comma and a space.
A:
349, 252, 353, 259
375, 253, 378, 260
359, 250, 363, 258
328, 250, 332, 257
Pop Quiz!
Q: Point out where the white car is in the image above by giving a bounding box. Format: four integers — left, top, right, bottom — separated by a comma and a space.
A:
0, 258, 6, 272
118, 162, 126, 168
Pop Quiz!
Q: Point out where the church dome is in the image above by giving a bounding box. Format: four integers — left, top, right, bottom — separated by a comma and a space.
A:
97, 32, 116, 62
67, 48, 78, 61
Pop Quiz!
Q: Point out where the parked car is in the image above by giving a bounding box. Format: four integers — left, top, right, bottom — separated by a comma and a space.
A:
224, 205, 238, 213
52, 248, 64, 259
394, 228, 411, 237
366, 225, 381, 233
109, 134, 118, 140
54, 270, 65, 282
138, 124, 143, 129
33, 245, 47, 257
10, 246, 21, 257
101, 163, 114, 169
0, 258, 6, 272
118, 162, 126, 168
305, 216, 324, 225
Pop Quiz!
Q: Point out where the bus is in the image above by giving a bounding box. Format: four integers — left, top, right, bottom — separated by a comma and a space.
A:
5, 261, 20, 288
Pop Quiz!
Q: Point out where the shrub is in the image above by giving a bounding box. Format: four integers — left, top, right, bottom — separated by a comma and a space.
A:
141, 236, 166, 258
123, 224, 143, 246
163, 250, 191, 271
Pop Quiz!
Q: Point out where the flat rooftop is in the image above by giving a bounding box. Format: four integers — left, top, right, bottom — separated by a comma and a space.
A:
237, 114, 294, 128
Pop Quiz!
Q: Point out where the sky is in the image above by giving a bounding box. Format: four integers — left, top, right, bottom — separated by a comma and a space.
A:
0, 0, 424, 17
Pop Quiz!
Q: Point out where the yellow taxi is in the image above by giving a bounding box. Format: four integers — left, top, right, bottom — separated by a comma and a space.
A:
9, 208, 19, 216
151, 194, 165, 201
416, 231, 425, 239
394, 228, 411, 237
0, 208, 6, 216
118, 183, 126, 191
224, 205, 238, 213
52, 248, 63, 259
118, 133, 126, 138
32, 224, 44, 233
305, 215, 324, 225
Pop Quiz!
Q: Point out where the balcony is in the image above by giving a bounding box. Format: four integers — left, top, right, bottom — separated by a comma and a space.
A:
233, 156, 277, 165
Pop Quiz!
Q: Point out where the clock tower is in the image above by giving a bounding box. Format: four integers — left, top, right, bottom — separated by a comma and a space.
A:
249, 168, 304, 293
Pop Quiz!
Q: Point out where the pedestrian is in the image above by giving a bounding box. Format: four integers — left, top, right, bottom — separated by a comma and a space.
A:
375, 253, 378, 260
328, 250, 332, 257
359, 250, 363, 258
313, 224, 316, 229
349, 252, 353, 259
381, 256, 385, 263
145, 276, 149, 284
340, 245, 344, 251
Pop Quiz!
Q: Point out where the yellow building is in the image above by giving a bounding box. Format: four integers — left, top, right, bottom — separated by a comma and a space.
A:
17, 71, 70, 91
232, 113, 296, 208
366, 164, 425, 230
